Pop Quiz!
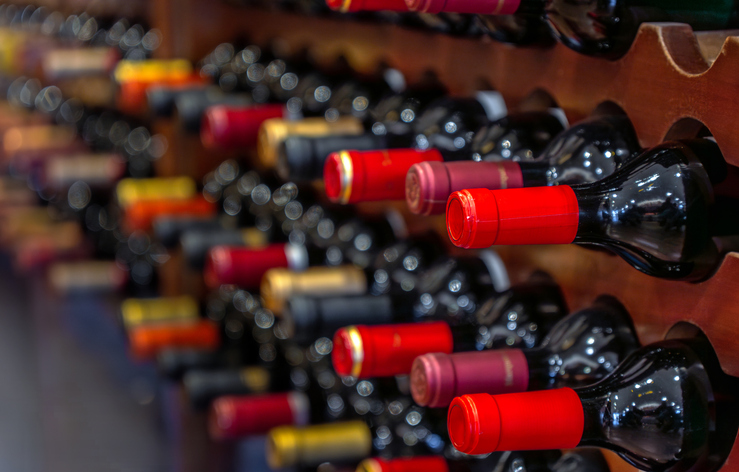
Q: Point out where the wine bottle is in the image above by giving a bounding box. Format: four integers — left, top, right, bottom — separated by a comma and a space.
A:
447, 335, 739, 472
208, 354, 391, 437
446, 139, 739, 281
405, 0, 739, 58
406, 114, 638, 215
266, 396, 447, 468
323, 93, 509, 204
332, 277, 567, 378
184, 364, 290, 410
411, 295, 639, 407
156, 286, 279, 380
205, 210, 402, 291
150, 85, 253, 133
357, 449, 603, 472
276, 85, 448, 182
279, 251, 508, 345
260, 235, 441, 314
205, 66, 393, 159
402, 0, 554, 46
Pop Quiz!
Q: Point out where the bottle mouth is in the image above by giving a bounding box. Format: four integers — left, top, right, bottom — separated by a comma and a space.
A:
446, 192, 473, 247
200, 106, 226, 150
324, 151, 352, 204
209, 396, 237, 440
203, 245, 234, 288
332, 326, 363, 377
448, 398, 479, 452
410, 354, 447, 407
405, 164, 426, 214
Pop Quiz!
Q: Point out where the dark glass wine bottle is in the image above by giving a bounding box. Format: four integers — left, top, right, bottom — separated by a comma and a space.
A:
447, 335, 739, 472
276, 85, 447, 182
405, 0, 739, 57
411, 295, 639, 407
332, 275, 567, 378
447, 139, 739, 281
543, 0, 739, 58
279, 251, 507, 345
357, 449, 606, 472
406, 109, 585, 215
323, 93, 510, 204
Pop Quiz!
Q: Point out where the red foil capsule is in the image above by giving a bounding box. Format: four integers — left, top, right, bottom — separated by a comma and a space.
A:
447, 389, 584, 455
332, 322, 454, 378
411, 350, 529, 408
209, 392, 310, 440
358, 456, 449, 472
123, 197, 216, 232
203, 243, 308, 289
406, 160, 524, 215
405, 0, 521, 14
326, 0, 410, 11
446, 186, 580, 249
324, 149, 444, 204
201, 104, 286, 151
128, 320, 220, 361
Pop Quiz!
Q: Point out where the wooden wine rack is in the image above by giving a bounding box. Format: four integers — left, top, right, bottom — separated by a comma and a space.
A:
146, 3, 739, 471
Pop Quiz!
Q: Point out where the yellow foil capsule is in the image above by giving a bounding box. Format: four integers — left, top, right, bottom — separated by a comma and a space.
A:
116, 176, 196, 209
257, 116, 363, 169
120, 296, 199, 330
113, 59, 192, 83
260, 265, 367, 314
266, 420, 372, 469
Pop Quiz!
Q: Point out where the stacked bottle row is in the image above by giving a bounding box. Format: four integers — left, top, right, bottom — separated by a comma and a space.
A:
0, 7, 737, 472
223, 0, 739, 59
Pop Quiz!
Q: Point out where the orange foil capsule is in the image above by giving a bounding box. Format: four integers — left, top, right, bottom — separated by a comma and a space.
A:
123, 196, 216, 232
128, 320, 220, 361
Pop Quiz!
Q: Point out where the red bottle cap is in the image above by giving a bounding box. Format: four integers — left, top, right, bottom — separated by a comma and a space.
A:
411, 349, 529, 408
359, 456, 449, 472
204, 243, 300, 289
201, 104, 286, 150
123, 197, 216, 232
406, 160, 524, 216
447, 388, 584, 455
332, 322, 453, 378
128, 320, 220, 361
326, 0, 410, 11
324, 149, 444, 204
446, 186, 579, 249
405, 0, 520, 14
209, 392, 309, 440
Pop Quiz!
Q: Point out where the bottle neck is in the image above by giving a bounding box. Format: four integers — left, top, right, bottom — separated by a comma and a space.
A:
451, 323, 482, 352
522, 348, 555, 391
518, 161, 551, 187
